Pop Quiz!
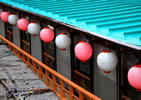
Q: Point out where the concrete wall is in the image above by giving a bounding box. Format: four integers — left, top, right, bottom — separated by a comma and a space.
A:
30, 20, 42, 61
12, 13, 21, 47
0, 20, 5, 37
31, 34, 42, 61
93, 43, 117, 100
56, 28, 71, 80
13, 26, 21, 47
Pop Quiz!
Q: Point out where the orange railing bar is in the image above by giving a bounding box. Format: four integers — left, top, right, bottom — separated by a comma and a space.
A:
0, 35, 101, 100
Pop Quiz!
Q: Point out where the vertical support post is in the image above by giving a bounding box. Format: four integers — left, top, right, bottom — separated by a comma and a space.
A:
39, 65, 43, 80
116, 46, 121, 100
32, 61, 37, 73
45, 70, 49, 86
17, 50, 20, 56
27, 58, 31, 68
8, 44, 12, 50
90, 38, 94, 93
70, 31, 75, 81
121, 51, 128, 95
61, 80, 65, 98
69, 86, 74, 100
8, 44, 13, 55
53, 75, 57, 92
12, 47, 16, 54
22, 54, 25, 62
79, 92, 84, 100
53, 24, 57, 71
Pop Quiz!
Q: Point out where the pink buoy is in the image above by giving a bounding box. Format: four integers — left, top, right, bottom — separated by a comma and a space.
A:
17, 18, 29, 31
75, 41, 93, 62
1, 11, 10, 23
128, 65, 141, 91
40, 27, 54, 43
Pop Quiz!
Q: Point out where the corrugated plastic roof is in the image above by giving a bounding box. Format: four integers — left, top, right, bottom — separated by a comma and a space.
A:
1, 0, 141, 47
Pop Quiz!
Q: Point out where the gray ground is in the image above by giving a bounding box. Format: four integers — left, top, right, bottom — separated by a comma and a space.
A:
0, 42, 59, 100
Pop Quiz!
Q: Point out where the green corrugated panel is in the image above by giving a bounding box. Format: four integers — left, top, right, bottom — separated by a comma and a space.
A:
1, 0, 141, 46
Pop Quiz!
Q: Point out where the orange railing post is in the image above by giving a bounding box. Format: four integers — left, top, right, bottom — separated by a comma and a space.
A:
0, 35, 101, 100
69, 86, 74, 100
8, 44, 12, 50
32, 61, 37, 73
21, 54, 25, 62
17, 50, 20, 57
39, 65, 43, 80
27, 58, 31, 68
12, 47, 16, 54
53, 74, 57, 92
45, 70, 49, 86
60, 80, 65, 99
79, 92, 84, 100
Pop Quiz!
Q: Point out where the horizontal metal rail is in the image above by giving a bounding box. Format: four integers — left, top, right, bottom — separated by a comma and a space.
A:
0, 35, 101, 100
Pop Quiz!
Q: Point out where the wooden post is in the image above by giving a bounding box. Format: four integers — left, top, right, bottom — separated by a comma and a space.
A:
12, 48, 16, 54
8, 44, 12, 50
27, 58, 31, 68
79, 92, 84, 100
39, 65, 43, 80
32, 61, 37, 73
61, 80, 65, 98
45, 70, 49, 86
17, 50, 20, 57
69, 86, 74, 100
22, 54, 25, 62
53, 75, 57, 92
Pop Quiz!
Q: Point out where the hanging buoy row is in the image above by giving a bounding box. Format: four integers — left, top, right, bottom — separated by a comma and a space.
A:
1, 11, 140, 91
0, 11, 118, 72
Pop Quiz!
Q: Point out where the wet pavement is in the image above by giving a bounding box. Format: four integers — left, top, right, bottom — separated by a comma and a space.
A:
0, 42, 59, 100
